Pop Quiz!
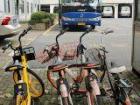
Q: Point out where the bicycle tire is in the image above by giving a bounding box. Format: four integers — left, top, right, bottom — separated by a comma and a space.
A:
62, 97, 70, 105
9, 96, 36, 105
13, 69, 45, 98
89, 92, 104, 105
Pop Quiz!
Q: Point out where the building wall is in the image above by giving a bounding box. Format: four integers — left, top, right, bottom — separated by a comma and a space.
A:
0, 0, 40, 21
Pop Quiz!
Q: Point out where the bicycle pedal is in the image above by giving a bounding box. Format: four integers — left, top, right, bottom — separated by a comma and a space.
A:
100, 88, 106, 96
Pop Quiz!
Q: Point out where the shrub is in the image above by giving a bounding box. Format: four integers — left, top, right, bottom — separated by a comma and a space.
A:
29, 11, 57, 25
31, 11, 47, 21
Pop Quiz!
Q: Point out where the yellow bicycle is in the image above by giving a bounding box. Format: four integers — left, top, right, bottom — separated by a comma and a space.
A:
2, 26, 44, 105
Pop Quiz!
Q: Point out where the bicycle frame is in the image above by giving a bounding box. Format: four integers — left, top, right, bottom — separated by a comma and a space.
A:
113, 74, 132, 105
47, 27, 103, 105
19, 54, 31, 105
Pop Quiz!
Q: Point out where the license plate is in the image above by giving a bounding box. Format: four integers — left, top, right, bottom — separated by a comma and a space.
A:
78, 22, 85, 26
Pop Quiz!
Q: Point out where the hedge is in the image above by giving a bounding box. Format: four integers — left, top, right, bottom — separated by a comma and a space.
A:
29, 11, 56, 25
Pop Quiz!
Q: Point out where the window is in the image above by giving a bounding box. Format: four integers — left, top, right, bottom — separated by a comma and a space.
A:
20, 0, 24, 13
102, 6, 114, 18
31, 3, 33, 13
7, 0, 10, 13
41, 5, 50, 12
4, 0, 11, 13
27, 2, 29, 13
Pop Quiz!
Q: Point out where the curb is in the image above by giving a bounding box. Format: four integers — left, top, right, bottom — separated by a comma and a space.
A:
43, 23, 58, 36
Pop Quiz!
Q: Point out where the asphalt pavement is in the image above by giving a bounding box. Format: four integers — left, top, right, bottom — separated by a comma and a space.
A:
28, 18, 133, 70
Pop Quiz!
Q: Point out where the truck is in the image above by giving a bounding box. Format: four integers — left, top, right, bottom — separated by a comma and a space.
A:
60, 0, 102, 29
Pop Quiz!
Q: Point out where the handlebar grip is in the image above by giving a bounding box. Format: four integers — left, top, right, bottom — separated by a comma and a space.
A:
2, 42, 11, 52
20, 26, 32, 37
26, 25, 32, 32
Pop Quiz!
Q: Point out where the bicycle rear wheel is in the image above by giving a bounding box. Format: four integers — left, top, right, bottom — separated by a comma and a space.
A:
13, 69, 45, 98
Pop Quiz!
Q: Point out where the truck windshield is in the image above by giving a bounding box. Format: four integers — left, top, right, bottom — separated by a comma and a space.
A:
61, 0, 101, 13
62, 5, 96, 13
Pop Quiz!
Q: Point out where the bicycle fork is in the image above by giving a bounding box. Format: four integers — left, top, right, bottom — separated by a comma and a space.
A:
86, 70, 101, 105
57, 71, 73, 105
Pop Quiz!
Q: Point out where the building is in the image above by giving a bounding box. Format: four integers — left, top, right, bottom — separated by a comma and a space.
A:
102, 0, 134, 18
40, 0, 134, 19
40, 0, 59, 13
0, 0, 40, 21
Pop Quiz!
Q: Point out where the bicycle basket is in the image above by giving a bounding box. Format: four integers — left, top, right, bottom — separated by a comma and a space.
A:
23, 47, 36, 61
36, 42, 78, 63
59, 42, 78, 61
36, 44, 59, 63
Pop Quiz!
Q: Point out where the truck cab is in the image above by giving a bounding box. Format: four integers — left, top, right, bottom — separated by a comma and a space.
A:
60, 0, 102, 29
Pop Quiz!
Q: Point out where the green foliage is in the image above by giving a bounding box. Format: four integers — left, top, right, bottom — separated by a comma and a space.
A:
29, 11, 56, 25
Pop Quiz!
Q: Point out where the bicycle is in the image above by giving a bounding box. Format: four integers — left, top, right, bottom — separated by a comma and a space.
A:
107, 66, 133, 105
45, 27, 105, 105
68, 27, 104, 105
45, 29, 74, 105
2, 26, 44, 105
92, 29, 133, 105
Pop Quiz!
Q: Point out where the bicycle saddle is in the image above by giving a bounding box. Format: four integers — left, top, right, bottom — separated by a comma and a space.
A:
109, 66, 127, 74
68, 63, 101, 70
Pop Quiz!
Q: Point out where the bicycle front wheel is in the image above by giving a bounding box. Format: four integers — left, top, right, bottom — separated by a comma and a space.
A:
62, 97, 70, 105
13, 69, 45, 98
87, 92, 104, 105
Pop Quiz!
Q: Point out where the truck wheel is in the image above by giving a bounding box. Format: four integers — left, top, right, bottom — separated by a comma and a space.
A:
62, 25, 69, 30
91, 25, 95, 30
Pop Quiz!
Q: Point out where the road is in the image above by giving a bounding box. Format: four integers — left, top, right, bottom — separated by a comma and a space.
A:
28, 18, 133, 70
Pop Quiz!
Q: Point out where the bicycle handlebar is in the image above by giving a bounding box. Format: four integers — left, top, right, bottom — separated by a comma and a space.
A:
56, 28, 69, 45
80, 27, 92, 43
2, 26, 32, 53
2, 42, 15, 53
20, 25, 32, 37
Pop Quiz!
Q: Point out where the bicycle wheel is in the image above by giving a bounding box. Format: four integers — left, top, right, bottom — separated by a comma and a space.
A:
124, 96, 132, 105
9, 96, 36, 105
13, 69, 45, 98
62, 97, 70, 105
88, 92, 104, 105
16, 95, 23, 105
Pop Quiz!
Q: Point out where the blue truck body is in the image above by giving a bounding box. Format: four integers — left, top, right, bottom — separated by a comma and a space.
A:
62, 12, 101, 27
61, 5, 101, 28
